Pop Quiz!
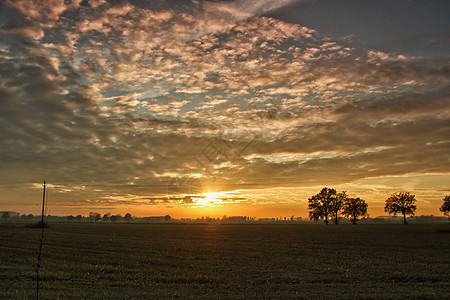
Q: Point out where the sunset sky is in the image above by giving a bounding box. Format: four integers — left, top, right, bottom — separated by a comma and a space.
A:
1, 0, 449, 218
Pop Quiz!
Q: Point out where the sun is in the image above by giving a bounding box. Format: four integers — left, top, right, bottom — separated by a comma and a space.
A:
195, 192, 218, 206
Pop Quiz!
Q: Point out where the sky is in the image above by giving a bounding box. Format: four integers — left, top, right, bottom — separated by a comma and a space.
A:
1, 0, 449, 218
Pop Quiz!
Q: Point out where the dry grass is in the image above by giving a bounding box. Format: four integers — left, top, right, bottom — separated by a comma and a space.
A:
1, 223, 449, 299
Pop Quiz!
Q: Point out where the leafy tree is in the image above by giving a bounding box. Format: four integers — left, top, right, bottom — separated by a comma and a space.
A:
308, 188, 337, 225
165, 215, 171, 222
2, 211, 10, 222
102, 213, 111, 221
384, 192, 417, 224
67, 215, 74, 221
440, 195, 450, 219
89, 212, 101, 222
21, 214, 34, 220
124, 213, 132, 222
76, 215, 82, 222
342, 197, 368, 225
331, 191, 346, 224
110, 214, 122, 222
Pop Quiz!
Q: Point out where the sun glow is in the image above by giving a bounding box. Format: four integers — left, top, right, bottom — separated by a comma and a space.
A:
195, 192, 219, 206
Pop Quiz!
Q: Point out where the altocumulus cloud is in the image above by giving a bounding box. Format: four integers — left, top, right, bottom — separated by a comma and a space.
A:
0, 0, 449, 208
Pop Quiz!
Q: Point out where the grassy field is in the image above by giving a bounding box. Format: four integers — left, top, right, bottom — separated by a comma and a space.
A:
1, 222, 449, 299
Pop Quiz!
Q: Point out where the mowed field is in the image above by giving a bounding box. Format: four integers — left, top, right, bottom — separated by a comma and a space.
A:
1, 223, 449, 299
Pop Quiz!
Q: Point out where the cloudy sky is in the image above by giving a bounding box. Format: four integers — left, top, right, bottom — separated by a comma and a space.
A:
1, 0, 449, 218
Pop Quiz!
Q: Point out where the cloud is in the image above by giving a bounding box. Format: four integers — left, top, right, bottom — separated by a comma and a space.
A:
207, 0, 304, 19
3, 0, 74, 22
0, 0, 449, 211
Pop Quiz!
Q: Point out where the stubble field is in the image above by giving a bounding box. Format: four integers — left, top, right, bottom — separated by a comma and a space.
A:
1, 222, 449, 299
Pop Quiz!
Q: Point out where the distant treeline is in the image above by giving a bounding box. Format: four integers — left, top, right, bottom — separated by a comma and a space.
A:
1, 192, 448, 225
0, 211, 448, 224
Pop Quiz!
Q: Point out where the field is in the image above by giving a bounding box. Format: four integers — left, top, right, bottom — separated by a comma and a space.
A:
1, 223, 449, 299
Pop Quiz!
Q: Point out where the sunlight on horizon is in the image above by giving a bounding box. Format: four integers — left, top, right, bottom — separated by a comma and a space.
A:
0, 0, 449, 219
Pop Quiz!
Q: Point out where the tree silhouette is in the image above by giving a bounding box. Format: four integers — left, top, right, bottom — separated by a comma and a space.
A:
102, 213, 111, 221
384, 192, 417, 224
308, 188, 337, 225
342, 197, 368, 225
124, 213, 132, 222
20, 213, 34, 220
331, 191, 346, 224
110, 214, 122, 222
2, 211, 10, 222
89, 212, 101, 222
440, 195, 450, 219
